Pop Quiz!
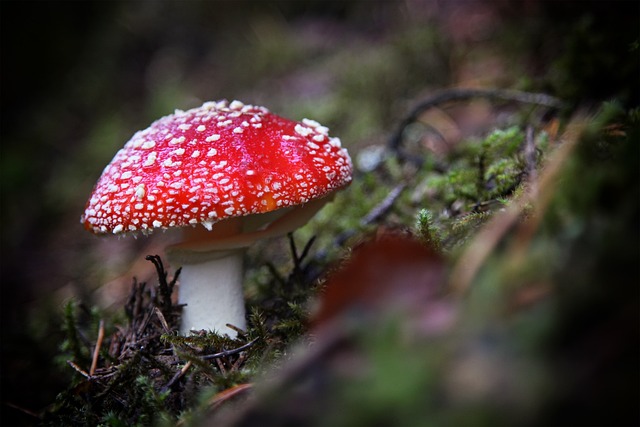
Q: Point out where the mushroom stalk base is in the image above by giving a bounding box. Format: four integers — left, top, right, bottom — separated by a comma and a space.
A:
173, 249, 247, 337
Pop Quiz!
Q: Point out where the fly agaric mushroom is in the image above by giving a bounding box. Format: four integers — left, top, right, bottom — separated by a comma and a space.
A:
81, 100, 352, 337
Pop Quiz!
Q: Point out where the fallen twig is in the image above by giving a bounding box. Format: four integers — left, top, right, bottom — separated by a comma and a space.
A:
161, 361, 192, 392
67, 360, 90, 379
201, 338, 259, 360
4, 401, 41, 421
361, 184, 406, 226
288, 233, 317, 283
389, 88, 563, 162
146, 254, 181, 314
154, 306, 171, 334
89, 319, 105, 376
209, 383, 253, 409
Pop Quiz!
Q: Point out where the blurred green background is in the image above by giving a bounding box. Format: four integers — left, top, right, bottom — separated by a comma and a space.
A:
1, 1, 638, 425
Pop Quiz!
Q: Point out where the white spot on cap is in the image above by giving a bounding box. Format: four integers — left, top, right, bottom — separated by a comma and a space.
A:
329, 137, 342, 147
196, 125, 206, 132
207, 148, 217, 157
206, 134, 220, 142
144, 152, 158, 166
135, 184, 145, 200
191, 150, 200, 158
302, 118, 321, 128
295, 124, 312, 137
113, 224, 124, 233
141, 140, 156, 149
230, 100, 244, 110
233, 127, 243, 134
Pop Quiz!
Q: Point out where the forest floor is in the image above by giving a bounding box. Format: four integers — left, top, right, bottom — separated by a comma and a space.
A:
1, 1, 638, 426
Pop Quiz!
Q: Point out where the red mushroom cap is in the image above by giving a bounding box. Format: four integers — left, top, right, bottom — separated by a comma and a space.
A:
81, 100, 352, 235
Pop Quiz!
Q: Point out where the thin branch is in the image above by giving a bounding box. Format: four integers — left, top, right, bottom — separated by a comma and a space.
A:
201, 338, 259, 360
125, 279, 146, 321
145, 255, 177, 313
298, 236, 316, 264
161, 361, 192, 392
288, 232, 300, 262
334, 184, 407, 246
389, 88, 563, 159
226, 323, 248, 338
4, 401, 42, 420
154, 307, 171, 334
89, 319, 105, 376
265, 262, 287, 288
135, 306, 156, 337
67, 360, 91, 379
209, 383, 253, 410
361, 184, 406, 225
288, 234, 317, 282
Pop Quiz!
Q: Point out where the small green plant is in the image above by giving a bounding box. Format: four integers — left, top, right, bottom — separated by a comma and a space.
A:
415, 208, 443, 251
409, 125, 552, 251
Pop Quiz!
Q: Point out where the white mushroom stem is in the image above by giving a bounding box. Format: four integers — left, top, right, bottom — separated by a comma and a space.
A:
173, 249, 246, 337
167, 195, 334, 337
168, 217, 246, 337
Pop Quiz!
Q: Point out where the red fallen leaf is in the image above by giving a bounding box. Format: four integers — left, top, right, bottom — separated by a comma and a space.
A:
206, 234, 454, 426
313, 231, 450, 334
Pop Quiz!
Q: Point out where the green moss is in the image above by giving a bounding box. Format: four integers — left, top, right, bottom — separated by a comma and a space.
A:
415, 208, 443, 251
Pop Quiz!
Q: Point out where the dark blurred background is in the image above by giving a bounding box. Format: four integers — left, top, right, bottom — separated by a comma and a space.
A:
1, 1, 638, 425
